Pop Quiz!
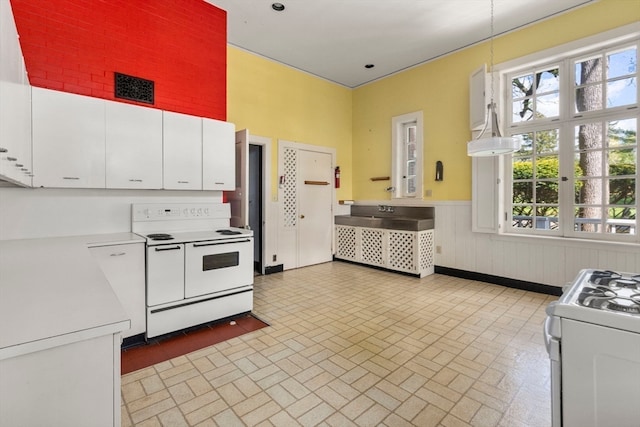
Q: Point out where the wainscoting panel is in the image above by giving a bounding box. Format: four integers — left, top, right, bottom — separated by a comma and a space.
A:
432, 202, 640, 289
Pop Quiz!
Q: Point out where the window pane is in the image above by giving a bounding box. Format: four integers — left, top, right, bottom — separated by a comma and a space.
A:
512, 74, 534, 98
607, 77, 637, 108
512, 99, 533, 122
575, 122, 604, 151
537, 93, 560, 118
536, 181, 559, 203
536, 68, 560, 94
536, 156, 559, 178
513, 205, 533, 229
575, 55, 603, 85
608, 118, 637, 147
607, 207, 636, 234
513, 181, 533, 203
536, 129, 559, 154
607, 47, 637, 80
536, 206, 558, 230
608, 148, 636, 175
609, 178, 636, 204
575, 178, 602, 204
575, 207, 603, 233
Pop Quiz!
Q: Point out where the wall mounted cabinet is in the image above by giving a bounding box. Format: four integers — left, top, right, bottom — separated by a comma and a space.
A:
26, 88, 235, 191
163, 111, 203, 190
106, 100, 163, 189
0, 1, 32, 186
32, 88, 106, 188
203, 118, 235, 191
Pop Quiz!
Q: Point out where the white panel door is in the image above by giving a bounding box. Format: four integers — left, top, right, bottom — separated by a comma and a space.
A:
163, 111, 202, 190
297, 149, 333, 267
105, 100, 162, 189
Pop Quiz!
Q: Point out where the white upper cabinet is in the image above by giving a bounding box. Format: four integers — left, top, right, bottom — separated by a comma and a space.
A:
105, 100, 162, 189
163, 111, 202, 190
202, 118, 235, 191
0, 1, 32, 186
32, 88, 106, 188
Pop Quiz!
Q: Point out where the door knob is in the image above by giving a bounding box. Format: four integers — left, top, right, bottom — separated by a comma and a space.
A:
300, 214, 305, 219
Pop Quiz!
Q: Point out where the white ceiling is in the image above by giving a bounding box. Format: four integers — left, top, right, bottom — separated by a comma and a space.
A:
205, 0, 596, 88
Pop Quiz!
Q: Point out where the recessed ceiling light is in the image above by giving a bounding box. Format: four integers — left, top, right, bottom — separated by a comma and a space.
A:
272, 3, 285, 11
364, 64, 375, 69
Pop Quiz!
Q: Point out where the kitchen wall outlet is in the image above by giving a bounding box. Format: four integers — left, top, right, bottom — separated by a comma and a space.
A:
272, 254, 277, 262
425, 189, 432, 197
435, 245, 442, 254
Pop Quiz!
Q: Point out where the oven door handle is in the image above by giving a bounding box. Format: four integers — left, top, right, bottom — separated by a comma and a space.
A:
154, 245, 182, 252
192, 239, 251, 247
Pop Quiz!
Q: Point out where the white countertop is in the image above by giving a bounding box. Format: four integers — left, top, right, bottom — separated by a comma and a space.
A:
0, 233, 144, 359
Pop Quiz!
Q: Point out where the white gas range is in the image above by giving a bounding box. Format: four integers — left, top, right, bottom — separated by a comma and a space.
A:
544, 269, 640, 427
132, 203, 253, 338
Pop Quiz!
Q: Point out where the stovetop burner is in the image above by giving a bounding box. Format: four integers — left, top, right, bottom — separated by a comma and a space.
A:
578, 270, 640, 314
147, 233, 174, 241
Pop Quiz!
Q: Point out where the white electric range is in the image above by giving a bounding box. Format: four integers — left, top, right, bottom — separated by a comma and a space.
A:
544, 268, 640, 427
132, 203, 253, 338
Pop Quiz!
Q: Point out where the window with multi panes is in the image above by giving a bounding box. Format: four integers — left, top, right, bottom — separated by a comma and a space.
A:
504, 39, 639, 242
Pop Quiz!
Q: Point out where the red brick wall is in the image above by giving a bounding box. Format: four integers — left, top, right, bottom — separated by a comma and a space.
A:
10, 0, 227, 120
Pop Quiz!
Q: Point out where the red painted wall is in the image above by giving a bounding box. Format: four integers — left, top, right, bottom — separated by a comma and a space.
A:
10, 0, 227, 120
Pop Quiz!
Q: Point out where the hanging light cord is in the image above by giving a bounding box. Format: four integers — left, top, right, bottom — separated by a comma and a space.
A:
489, 0, 495, 106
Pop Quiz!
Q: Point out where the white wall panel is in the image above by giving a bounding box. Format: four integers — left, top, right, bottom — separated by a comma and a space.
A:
0, 188, 222, 240
430, 202, 640, 289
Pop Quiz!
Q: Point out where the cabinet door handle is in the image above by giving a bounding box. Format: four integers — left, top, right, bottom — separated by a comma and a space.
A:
154, 246, 182, 252
214, 182, 224, 185
177, 181, 189, 184
129, 179, 143, 183
0, 147, 7, 153
63, 177, 80, 180
6, 157, 17, 161
15, 164, 23, 167
110, 252, 126, 257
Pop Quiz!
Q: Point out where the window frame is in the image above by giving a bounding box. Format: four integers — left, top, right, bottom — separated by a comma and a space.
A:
391, 110, 423, 199
498, 27, 639, 243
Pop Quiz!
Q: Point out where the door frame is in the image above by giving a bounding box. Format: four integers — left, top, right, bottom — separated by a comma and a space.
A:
277, 140, 336, 270
248, 134, 272, 275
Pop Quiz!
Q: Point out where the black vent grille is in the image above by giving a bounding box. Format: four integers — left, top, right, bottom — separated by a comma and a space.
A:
114, 72, 154, 104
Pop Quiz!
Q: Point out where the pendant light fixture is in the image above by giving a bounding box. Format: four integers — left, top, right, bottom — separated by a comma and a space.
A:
467, 0, 520, 157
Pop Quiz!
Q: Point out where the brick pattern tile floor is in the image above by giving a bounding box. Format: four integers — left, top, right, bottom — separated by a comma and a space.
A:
121, 261, 556, 426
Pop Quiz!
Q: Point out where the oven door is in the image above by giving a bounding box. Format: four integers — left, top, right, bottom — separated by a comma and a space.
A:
184, 237, 253, 298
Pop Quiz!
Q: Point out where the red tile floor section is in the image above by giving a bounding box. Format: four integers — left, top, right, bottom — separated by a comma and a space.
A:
121, 313, 269, 374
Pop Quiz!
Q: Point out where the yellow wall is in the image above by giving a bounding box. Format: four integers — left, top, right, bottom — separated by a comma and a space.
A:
227, 48, 353, 200
227, 0, 639, 202
352, 0, 640, 201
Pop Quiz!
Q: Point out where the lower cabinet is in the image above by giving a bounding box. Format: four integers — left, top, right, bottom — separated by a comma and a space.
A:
0, 333, 122, 427
335, 225, 434, 277
89, 243, 146, 340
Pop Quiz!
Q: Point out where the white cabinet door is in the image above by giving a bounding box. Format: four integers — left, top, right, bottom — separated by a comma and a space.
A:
0, 81, 31, 186
163, 111, 202, 190
106, 100, 162, 189
89, 243, 146, 339
471, 156, 500, 233
202, 118, 235, 190
32, 88, 106, 188
0, 2, 32, 186
147, 244, 185, 306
